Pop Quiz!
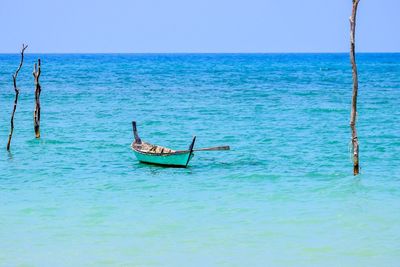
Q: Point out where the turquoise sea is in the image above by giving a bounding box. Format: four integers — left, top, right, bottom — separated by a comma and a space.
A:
0, 53, 399, 266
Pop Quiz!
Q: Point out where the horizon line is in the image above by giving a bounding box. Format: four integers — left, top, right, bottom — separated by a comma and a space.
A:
0, 51, 399, 55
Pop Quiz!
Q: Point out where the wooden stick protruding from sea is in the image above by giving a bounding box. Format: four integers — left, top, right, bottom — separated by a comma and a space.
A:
33, 58, 42, 138
349, 0, 360, 175
7, 44, 28, 151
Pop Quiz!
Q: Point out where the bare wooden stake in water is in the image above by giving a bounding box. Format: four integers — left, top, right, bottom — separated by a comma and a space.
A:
7, 44, 28, 151
33, 59, 41, 138
349, 0, 360, 175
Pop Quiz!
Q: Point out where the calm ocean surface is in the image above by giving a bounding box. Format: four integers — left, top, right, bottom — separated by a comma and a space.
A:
0, 53, 399, 266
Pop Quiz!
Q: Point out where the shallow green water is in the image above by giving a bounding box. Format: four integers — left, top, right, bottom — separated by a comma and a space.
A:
0, 53, 399, 266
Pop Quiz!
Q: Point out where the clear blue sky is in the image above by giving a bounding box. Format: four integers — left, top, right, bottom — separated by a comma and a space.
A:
1, 0, 399, 53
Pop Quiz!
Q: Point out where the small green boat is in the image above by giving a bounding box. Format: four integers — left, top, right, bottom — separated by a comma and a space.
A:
131, 121, 230, 168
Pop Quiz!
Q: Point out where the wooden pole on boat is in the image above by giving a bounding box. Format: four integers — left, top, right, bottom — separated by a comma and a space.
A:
33, 59, 41, 138
349, 0, 360, 175
7, 44, 28, 151
185, 136, 196, 167
132, 121, 142, 144
192, 146, 230, 152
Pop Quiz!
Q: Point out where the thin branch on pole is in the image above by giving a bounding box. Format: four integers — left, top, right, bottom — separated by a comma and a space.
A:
7, 44, 28, 151
33, 59, 42, 138
349, 0, 360, 175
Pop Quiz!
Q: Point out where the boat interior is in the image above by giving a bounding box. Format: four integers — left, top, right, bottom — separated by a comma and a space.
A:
132, 141, 176, 154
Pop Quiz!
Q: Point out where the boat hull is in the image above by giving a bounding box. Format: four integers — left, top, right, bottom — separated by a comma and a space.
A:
133, 150, 194, 167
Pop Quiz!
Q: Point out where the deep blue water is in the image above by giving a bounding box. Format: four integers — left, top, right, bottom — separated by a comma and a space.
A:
0, 53, 399, 266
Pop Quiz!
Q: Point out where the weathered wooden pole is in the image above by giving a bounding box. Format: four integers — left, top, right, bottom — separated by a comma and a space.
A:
33, 59, 41, 138
7, 44, 28, 151
349, 0, 360, 175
